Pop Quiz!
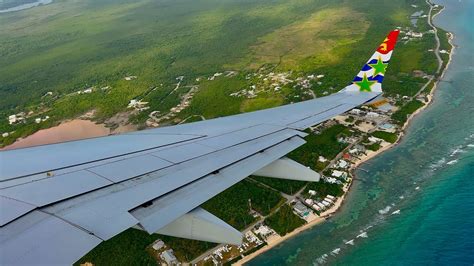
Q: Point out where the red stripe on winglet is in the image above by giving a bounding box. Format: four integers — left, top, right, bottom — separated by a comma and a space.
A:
376, 30, 400, 54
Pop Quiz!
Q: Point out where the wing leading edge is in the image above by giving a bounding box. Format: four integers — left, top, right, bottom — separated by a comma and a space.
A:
0, 30, 400, 264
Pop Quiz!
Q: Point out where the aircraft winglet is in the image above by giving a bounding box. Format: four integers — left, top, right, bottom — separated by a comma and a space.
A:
342, 29, 400, 94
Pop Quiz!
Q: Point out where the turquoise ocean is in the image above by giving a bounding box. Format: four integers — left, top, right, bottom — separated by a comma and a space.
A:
248, 0, 474, 265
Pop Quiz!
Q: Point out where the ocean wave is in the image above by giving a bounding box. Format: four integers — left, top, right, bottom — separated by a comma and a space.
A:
345, 239, 355, 245
429, 157, 446, 170
391, 209, 401, 215
447, 159, 458, 165
450, 147, 465, 157
314, 253, 329, 265
467, 144, 474, 148
356, 232, 368, 238
378, 206, 392, 214
330, 248, 341, 256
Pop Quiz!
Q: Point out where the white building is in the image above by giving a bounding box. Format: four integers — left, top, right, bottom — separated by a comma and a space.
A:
152, 240, 165, 251
350, 108, 362, 115
368, 136, 382, 143
161, 249, 178, 265
338, 160, 348, 168
366, 111, 380, 118
8, 115, 17, 125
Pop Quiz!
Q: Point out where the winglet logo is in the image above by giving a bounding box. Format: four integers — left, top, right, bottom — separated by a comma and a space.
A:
376, 30, 400, 54
355, 73, 376, 92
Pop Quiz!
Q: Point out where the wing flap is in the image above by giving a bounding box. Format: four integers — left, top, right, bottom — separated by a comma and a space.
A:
131, 136, 305, 233
42, 129, 302, 240
0, 196, 36, 226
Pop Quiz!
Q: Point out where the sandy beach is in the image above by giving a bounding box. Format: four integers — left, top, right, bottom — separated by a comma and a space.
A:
235, 192, 348, 266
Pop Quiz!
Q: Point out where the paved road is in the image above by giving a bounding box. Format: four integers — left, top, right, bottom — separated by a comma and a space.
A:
427, 0, 443, 73
410, 0, 444, 101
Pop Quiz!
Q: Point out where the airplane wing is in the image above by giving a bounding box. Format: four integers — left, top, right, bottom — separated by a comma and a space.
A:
0, 30, 399, 265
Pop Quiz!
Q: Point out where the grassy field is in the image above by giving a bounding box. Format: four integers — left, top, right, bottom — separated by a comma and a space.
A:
1, 0, 437, 147
371, 131, 399, 143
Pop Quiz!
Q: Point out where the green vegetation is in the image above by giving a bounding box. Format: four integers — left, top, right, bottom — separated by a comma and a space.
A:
74, 228, 215, 265
392, 100, 425, 124
158, 235, 216, 262
0, 0, 441, 148
288, 124, 353, 170
366, 142, 382, 151
252, 176, 306, 195
202, 179, 284, 230
75, 228, 157, 266
264, 204, 306, 236
306, 181, 344, 199
371, 131, 398, 143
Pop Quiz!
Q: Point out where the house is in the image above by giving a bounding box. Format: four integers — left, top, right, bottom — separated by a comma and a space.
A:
152, 240, 165, 251
293, 201, 309, 217
305, 199, 313, 205
316, 202, 326, 209
338, 160, 348, 168
8, 115, 17, 125
124, 76, 137, 81
350, 108, 362, 115
332, 170, 348, 180
321, 200, 331, 207
354, 144, 366, 153
308, 190, 316, 196
161, 249, 178, 265
254, 225, 273, 238
368, 136, 382, 143
366, 111, 380, 118
324, 196, 334, 203
326, 195, 336, 200
349, 148, 359, 154
318, 156, 328, 163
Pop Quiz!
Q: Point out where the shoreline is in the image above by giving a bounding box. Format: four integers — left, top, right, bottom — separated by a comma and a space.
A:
234, 8, 455, 266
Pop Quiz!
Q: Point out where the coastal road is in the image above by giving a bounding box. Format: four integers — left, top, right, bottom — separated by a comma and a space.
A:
410, 0, 444, 101
427, 0, 443, 74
